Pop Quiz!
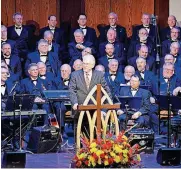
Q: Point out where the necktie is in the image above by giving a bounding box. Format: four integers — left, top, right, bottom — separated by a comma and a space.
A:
40, 55, 47, 57
1, 84, 6, 87
110, 74, 116, 77
32, 80, 37, 85
131, 88, 138, 91
85, 73, 90, 89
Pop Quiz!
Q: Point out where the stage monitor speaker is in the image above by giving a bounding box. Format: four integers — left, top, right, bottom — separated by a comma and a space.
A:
157, 148, 181, 165
2, 151, 26, 168
27, 125, 61, 153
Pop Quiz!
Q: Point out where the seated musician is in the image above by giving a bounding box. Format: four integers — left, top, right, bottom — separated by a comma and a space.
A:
117, 75, 151, 131
20, 63, 51, 125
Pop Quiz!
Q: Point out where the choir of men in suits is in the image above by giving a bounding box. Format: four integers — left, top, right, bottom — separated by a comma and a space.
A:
128, 28, 156, 59
39, 15, 65, 52
131, 13, 156, 43
160, 15, 181, 42
1, 43, 22, 82
118, 75, 151, 130
70, 14, 98, 48
128, 45, 156, 73
68, 29, 95, 66
99, 12, 127, 45
162, 27, 181, 57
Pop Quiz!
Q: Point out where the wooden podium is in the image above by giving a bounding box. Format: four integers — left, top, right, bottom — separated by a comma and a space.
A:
76, 84, 120, 149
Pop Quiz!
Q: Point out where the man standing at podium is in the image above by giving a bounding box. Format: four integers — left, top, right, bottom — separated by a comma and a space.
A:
69, 54, 111, 137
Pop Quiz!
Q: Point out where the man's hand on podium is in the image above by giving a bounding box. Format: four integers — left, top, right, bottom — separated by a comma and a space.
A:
117, 109, 124, 115
132, 111, 141, 119
73, 103, 78, 110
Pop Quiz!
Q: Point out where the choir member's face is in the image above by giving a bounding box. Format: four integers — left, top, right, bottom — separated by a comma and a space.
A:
1, 68, 9, 82
139, 29, 148, 41
171, 28, 179, 40
61, 66, 71, 79
44, 35, 53, 45
38, 64, 46, 75
78, 15, 87, 26
163, 65, 174, 78
138, 47, 148, 58
28, 66, 39, 78
38, 43, 49, 53
82, 48, 91, 56
141, 14, 150, 26
108, 14, 117, 26
48, 16, 57, 27
124, 68, 134, 80
168, 16, 176, 27
14, 14, 23, 26
130, 77, 140, 89
164, 56, 174, 64
136, 59, 146, 71
1, 27, 7, 39
170, 44, 180, 55
109, 61, 118, 72
107, 30, 116, 41
74, 33, 84, 43
105, 44, 114, 56
73, 60, 83, 71
2, 44, 11, 56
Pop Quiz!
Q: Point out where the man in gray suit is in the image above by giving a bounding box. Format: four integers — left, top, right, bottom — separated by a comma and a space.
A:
69, 54, 112, 139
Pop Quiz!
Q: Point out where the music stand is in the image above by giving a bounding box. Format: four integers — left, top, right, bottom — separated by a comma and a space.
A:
115, 96, 142, 126
5, 94, 35, 151
156, 95, 181, 147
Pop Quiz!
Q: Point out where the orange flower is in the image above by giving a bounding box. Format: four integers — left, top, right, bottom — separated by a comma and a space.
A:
84, 160, 89, 166
100, 153, 105, 159
108, 157, 114, 165
76, 161, 82, 167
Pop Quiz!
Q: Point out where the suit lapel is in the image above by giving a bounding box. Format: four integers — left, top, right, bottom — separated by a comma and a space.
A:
80, 70, 88, 92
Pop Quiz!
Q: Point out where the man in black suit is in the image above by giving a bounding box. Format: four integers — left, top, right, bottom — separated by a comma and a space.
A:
7, 12, 30, 61
1, 43, 22, 82
162, 27, 181, 57
99, 12, 127, 45
68, 29, 95, 66
160, 15, 181, 42
131, 13, 156, 43
1, 25, 18, 56
128, 45, 156, 73
70, 14, 98, 48
128, 28, 156, 59
39, 15, 65, 53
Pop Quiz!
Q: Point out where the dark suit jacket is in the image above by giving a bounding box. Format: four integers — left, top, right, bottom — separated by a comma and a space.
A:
25, 51, 61, 77
70, 26, 98, 48
1, 54, 22, 82
20, 77, 50, 97
99, 25, 127, 45
39, 26, 65, 53
68, 41, 95, 66
154, 74, 181, 95
69, 70, 112, 105
98, 55, 124, 72
7, 25, 29, 58
119, 87, 151, 115
161, 39, 181, 57
99, 41, 126, 64
131, 24, 156, 42
54, 77, 69, 90
128, 55, 156, 73
39, 72, 57, 88
128, 38, 156, 59
105, 71, 125, 96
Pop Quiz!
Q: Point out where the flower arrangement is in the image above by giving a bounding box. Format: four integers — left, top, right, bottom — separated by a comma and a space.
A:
72, 131, 141, 168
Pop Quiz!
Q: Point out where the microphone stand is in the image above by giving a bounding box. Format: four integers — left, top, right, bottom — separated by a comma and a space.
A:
152, 15, 161, 134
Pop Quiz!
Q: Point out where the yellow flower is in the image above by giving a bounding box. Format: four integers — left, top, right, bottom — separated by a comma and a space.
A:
137, 154, 141, 162
123, 149, 129, 156
122, 135, 128, 141
88, 155, 96, 167
96, 150, 104, 156
90, 142, 97, 148
122, 156, 128, 164
104, 160, 109, 166
90, 147, 97, 153
77, 153, 87, 159
110, 151, 116, 157
114, 155, 121, 163
114, 145, 123, 153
